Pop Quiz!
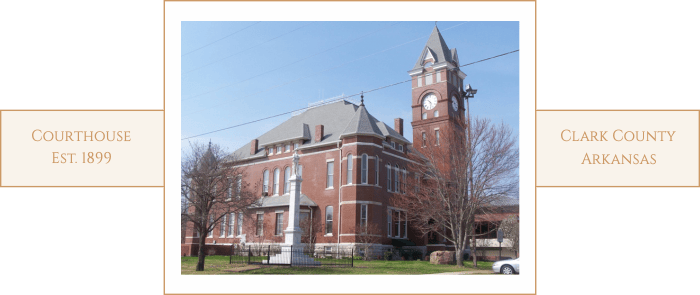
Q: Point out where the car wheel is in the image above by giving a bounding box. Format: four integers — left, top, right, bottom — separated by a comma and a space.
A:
501, 265, 515, 275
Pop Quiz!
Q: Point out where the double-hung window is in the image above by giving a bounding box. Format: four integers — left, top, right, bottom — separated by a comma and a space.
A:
387, 164, 392, 191
394, 165, 399, 192
326, 162, 334, 188
346, 154, 353, 185
360, 204, 367, 230
220, 215, 227, 238
325, 206, 333, 235
236, 213, 243, 236
228, 213, 235, 237
361, 154, 368, 184
375, 156, 379, 185
284, 167, 291, 194
262, 170, 269, 195
273, 168, 280, 195
275, 213, 284, 236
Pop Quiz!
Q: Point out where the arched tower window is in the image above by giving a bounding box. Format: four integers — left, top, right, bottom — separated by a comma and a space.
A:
361, 154, 368, 184
346, 154, 353, 185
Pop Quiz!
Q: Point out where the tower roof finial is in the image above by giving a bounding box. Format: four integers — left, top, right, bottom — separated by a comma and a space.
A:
360, 91, 364, 106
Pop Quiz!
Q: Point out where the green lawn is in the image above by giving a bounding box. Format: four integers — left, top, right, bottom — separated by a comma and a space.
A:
181, 255, 495, 275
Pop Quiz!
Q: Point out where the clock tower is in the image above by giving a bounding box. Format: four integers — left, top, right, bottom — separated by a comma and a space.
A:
408, 26, 467, 152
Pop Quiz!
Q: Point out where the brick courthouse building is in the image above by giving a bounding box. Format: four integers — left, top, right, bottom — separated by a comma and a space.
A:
182, 27, 518, 258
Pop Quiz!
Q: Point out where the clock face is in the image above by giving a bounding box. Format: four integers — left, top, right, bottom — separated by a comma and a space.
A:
451, 96, 459, 111
422, 93, 437, 110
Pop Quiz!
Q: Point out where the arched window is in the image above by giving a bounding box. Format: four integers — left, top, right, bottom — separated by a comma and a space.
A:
387, 163, 392, 191
375, 155, 379, 185
361, 154, 368, 184
394, 165, 399, 192
284, 166, 291, 194
346, 154, 353, 185
262, 170, 269, 195
402, 169, 407, 194
325, 206, 333, 235
273, 168, 280, 195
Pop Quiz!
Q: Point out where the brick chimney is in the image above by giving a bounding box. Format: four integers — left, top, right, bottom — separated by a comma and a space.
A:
315, 125, 324, 142
250, 139, 258, 155
394, 118, 404, 136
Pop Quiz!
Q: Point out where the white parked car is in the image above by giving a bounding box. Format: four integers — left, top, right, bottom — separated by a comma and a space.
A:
492, 258, 519, 274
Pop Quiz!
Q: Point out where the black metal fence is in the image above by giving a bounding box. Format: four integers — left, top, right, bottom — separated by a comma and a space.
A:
230, 245, 354, 267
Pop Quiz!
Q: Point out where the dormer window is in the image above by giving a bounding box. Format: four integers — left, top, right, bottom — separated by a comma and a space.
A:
423, 61, 433, 68
391, 141, 395, 149
277, 146, 282, 154
398, 145, 404, 152
268, 147, 273, 155
294, 143, 299, 150
285, 144, 290, 152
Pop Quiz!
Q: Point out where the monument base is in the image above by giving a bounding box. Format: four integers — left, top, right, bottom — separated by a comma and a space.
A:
264, 245, 320, 266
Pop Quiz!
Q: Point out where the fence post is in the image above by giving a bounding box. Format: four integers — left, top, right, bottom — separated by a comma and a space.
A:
247, 247, 251, 265
290, 245, 293, 267
267, 245, 271, 264
351, 248, 354, 267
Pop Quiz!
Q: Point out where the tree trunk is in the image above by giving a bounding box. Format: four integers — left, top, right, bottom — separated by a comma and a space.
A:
455, 244, 464, 268
196, 227, 206, 271
471, 226, 477, 267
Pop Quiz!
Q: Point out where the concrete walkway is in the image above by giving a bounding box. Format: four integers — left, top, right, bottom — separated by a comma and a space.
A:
426, 269, 494, 275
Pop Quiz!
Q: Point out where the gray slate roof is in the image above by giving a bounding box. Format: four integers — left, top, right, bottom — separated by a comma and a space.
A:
258, 194, 317, 208
411, 26, 456, 72
340, 105, 384, 138
231, 100, 410, 161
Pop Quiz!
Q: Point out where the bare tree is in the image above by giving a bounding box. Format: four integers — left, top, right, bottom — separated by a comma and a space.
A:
299, 210, 321, 253
498, 214, 519, 258
181, 142, 260, 271
356, 223, 383, 261
399, 117, 518, 268
181, 197, 187, 244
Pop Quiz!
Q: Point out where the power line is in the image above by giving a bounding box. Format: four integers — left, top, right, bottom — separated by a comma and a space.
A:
181, 49, 519, 141
182, 22, 315, 75
182, 22, 469, 117
181, 22, 260, 57
181, 21, 402, 102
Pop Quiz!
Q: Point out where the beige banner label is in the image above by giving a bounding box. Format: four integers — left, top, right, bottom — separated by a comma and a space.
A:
537, 111, 699, 186
1, 111, 163, 186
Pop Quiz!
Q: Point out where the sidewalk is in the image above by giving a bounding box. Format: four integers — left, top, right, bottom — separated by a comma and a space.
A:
426, 269, 494, 275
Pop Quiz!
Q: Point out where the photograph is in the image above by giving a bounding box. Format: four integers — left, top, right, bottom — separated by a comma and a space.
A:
180, 21, 520, 275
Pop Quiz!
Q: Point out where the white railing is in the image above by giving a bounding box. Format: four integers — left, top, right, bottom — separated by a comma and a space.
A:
291, 93, 360, 116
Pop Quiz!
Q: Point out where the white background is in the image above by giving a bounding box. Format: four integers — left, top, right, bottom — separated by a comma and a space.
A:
165, 1, 536, 294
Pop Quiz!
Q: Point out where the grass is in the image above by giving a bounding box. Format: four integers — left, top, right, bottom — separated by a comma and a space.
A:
181, 255, 495, 275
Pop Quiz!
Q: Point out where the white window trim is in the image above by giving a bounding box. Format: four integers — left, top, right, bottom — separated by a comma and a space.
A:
346, 154, 353, 185
220, 215, 227, 238
227, 213, 235, 238
326, 161, 334, 189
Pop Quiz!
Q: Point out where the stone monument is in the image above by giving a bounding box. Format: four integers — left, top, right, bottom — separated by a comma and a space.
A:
266, 151, 320, 265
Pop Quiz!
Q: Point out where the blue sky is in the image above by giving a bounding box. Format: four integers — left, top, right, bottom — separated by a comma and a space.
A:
181, 21, 519, 153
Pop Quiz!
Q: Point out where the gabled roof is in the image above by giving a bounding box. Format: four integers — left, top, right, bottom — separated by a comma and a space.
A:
230, 100, 411, 161
411, 26, 454, 72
